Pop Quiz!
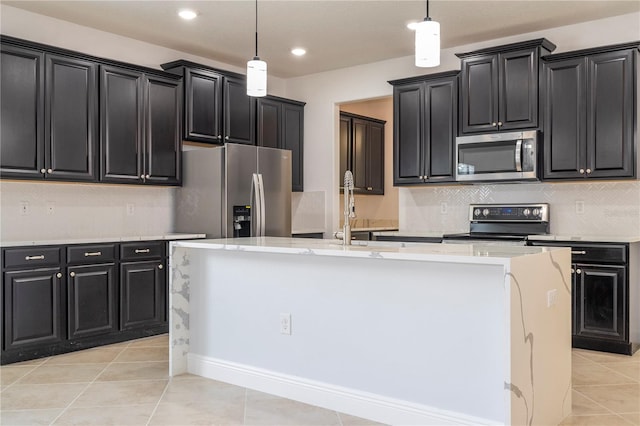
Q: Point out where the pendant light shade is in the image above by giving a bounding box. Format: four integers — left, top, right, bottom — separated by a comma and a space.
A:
414, 0, 440, 68
247, 0, 267, 97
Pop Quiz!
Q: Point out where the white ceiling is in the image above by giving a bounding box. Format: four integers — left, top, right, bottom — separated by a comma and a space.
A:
4, 1, 640, 78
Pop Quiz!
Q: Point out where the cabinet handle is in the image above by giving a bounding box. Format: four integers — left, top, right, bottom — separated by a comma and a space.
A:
56, 272, 62, 279
70, 272, 76, 277
571, 250, 587, 255
135, 249, 150, 254
40, 168, 46, 174
576, 268, 582, 274
217, 135, 222, 139
84, 251, 102, 257
586, 169, 592, 174
225, 136, 229, 140
47, 168, 52, 174
492, 122, 497, 127
140, 174, 145, 179
497, 121, 503, 126
158, 264, 163, 269
579, 169, 585, 174
367, 187, 373, 191
25, 255, 45, 261
145, 174, 150, 179
571, 268, 575, 274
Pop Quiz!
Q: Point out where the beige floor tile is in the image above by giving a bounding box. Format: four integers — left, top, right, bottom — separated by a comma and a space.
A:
52, 403, 156, 425
0, 383, 87, 410
127, 334, 168, 348
574, 384, 640, 413
44, 348, 123, 365
17, 364, 108, 385
338, 412, 387, 425
575, 349, 639, 364
0, 366, 36, 386
0, 408, 63, 425
97, 361, 168, 381
149, 400, 245, 425
244, 389, 341, 425
573, 352, 598, 365
573, 362, 637, 386
620, 412, 640, 425
113, 346, 168, 362
571, 390, 610, 415
161, 377, 245, 404
560, 414, 635, 425
70, 379, 168, 408
601, 362, 640, 382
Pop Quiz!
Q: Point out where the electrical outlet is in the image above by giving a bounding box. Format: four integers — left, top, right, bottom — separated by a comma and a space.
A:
46, 201, 55, 215
440, 202, 448, 214
126, 203, 135, 216
280, 313, 291, 335
575, 201, 585, 215
19, 201, 30, 216
547, 289, 558, 308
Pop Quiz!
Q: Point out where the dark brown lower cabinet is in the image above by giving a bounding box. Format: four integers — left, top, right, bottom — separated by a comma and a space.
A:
3, 268, 64, 350
67, 263, 117, 339
120, 260, 165, 330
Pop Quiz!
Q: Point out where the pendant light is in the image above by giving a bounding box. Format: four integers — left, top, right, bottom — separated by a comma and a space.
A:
247, 0, 267, 97
414, 0, 440, 67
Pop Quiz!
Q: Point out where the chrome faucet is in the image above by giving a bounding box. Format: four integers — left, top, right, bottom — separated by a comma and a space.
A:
339, 170, 356, 245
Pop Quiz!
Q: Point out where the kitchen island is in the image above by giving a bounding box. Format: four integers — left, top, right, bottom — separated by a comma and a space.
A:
169, 237, 572, 425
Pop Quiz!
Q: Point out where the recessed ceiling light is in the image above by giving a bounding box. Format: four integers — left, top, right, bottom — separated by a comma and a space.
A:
178, 9, 198, 20
291, 48, 306, 57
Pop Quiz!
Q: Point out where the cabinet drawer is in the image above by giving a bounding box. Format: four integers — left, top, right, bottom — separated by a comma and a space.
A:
3, 246, 61, 269
120, 241, 164, 260
67, 244, 116, 264
569, 244, 627, 264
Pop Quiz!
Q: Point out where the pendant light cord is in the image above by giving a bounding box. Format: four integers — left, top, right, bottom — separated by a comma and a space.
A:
426, 0, 429, 18
254, 0, 259, 58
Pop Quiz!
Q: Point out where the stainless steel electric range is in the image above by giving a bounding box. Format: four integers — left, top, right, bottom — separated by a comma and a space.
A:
442, 203, 550, 245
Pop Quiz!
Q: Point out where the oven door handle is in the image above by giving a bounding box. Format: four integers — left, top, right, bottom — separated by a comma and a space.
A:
515, 139, 522, 172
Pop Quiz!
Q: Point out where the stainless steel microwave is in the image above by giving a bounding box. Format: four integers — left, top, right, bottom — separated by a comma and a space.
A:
455, 130, 539, 182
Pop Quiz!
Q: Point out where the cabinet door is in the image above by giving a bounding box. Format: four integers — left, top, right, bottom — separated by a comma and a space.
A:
587, 50, 634, 178
542, 58, 587, 179
0, 44, 44, 179
100, 65, 143, 183
184, 69, 221, 144
366, 121, 384, 194
282, 102, 304, 192
67, 263, 117, 339
460, 55, 498, 134
120, 261, 165, 330
256, 98, 281, 149
45, 54, 98, 182
145, 75, 181, 185
351, 117, 368, 192
575, 264, 626, 342
393, 83, 424, 185
424, 77, 457, 182
499, 49, 538, 130
224, 76, 255, 145
3, 268, 64, 350
339, 115, 351, 188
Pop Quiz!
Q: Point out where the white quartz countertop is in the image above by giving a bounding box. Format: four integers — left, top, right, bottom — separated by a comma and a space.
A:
171, 236, 567, 266
528, 235, 640, 244
1, 233, 206, 248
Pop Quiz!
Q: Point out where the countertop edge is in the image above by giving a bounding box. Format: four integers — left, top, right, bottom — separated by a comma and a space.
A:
1, 233, 207, 248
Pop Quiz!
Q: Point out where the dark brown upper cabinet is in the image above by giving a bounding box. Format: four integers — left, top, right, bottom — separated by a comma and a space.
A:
161, 60, 254, 145
1, 39, 98, 181
339, 112, 385, 195
256, 95, 305, 192
542, 42, 639, 180
100, 65, 182, 185
389, 71, 458, 186
456, 38, 556, 135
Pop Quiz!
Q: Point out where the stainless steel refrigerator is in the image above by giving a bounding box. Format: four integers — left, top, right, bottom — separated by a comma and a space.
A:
174, 144, 291, 238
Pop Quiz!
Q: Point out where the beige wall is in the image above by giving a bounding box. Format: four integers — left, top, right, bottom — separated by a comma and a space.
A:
339, 97, 398, 227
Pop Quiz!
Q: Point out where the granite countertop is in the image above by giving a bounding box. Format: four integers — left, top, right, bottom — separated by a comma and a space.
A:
528, 235, 640, 244
1, 233, 206, 248
171, 236, 567, 266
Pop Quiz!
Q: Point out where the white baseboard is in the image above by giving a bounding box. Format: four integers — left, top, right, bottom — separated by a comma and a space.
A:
187, 353, 497, 425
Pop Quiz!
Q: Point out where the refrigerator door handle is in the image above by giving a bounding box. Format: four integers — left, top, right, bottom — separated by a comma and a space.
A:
252, 173, 261, 237
257, 173, 266, 236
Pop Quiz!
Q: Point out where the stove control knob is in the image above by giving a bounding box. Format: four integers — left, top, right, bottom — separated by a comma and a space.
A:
482, 208, 490, 217
532, 208, 540, 217
474, 209, 481, 217
523, 208, 531, 216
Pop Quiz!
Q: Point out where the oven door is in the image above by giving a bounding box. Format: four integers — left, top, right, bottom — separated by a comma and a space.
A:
455, 130, 538, 182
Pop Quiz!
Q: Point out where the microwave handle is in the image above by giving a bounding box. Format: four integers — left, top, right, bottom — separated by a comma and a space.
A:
515, 139, 522, 172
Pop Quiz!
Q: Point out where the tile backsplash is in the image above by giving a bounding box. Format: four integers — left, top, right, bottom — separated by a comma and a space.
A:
401, 181, 640, 237
1, 181, 175, 242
